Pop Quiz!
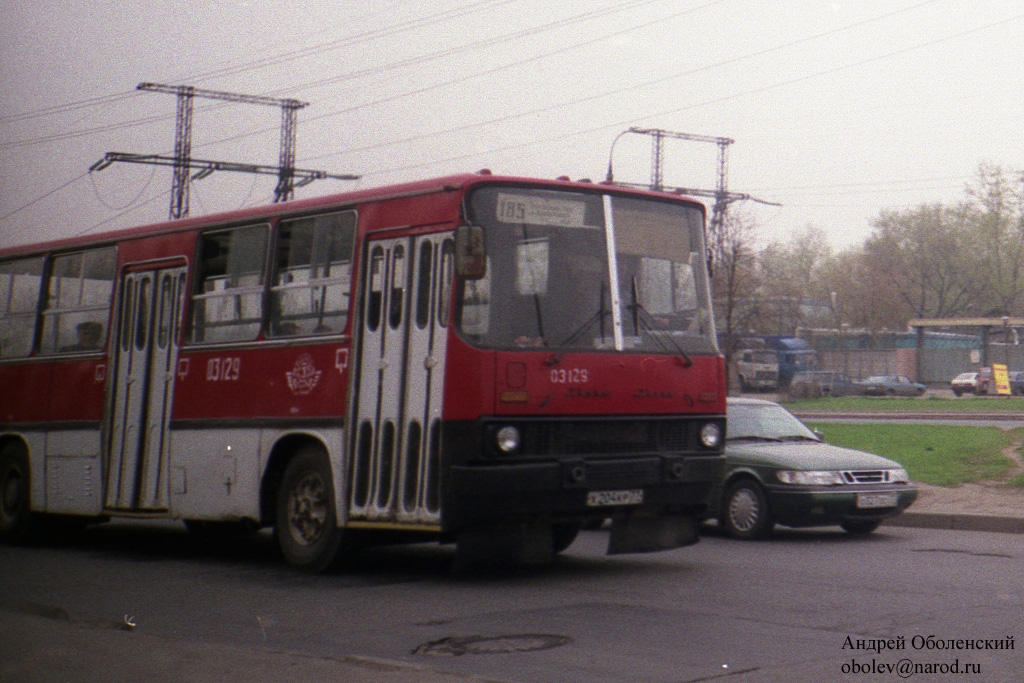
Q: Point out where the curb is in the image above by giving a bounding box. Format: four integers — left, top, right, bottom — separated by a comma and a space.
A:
792, 411, 1024, 421
885, 512, 1024, 534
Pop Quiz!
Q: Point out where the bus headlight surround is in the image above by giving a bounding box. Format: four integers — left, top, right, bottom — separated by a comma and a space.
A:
496, 426, 521, 454
699, 422, 721, 449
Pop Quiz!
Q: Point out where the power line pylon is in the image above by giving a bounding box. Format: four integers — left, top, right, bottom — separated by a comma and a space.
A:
607, 127, 773, 243
89, 82, 359, 220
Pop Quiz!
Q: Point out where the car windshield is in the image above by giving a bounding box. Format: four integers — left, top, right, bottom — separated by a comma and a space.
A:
727, 402, 820, 442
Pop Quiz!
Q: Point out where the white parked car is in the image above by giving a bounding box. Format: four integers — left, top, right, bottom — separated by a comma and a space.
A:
950, 372, 978, 396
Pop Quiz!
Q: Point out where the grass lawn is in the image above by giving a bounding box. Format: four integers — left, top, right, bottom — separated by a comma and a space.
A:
804, 422, 1019, 487
783, 395, 1024, 413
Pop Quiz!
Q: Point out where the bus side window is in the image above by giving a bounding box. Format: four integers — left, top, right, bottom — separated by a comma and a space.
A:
415, 240, 433, 330
269, 211, 355, 337
437, 239, 454, 328
0, 256, 45, 358
189, 225, 267, 344
39, 248, 116, 354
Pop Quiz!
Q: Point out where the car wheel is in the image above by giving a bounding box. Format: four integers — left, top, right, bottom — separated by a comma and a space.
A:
720, 479, 773, 540
840, 519, 881, 535
952, 389, 962, 397
275, 448, 344, 572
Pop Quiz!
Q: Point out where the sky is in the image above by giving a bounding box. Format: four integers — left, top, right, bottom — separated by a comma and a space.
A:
2, 0, 1023, 252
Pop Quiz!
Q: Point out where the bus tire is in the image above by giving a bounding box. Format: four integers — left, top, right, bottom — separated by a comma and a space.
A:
274, 448, 343, 572
0, 443, 36, 545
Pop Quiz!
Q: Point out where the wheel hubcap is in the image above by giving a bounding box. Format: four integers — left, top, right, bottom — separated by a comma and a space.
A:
729, 488, 759, 532
286, 472, 327, 546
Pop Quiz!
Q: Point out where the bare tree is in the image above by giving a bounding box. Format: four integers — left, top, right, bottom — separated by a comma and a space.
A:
710, 209, 761, 384
966, 162, 1024, 316
864, 203, 976, 319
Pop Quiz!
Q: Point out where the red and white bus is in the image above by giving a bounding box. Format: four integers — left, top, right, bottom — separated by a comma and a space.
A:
0, 171, 726, 570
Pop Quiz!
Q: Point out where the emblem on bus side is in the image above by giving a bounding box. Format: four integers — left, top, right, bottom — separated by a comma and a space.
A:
287, 354, 322, 396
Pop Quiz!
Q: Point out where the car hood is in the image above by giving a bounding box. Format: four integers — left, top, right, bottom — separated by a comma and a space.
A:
725, 440, 903, 470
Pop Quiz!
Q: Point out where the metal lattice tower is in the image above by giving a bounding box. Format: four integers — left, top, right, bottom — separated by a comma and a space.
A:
170, 86, 195, 219
276, 101, 303, 203
89, 82, 359, 220
630, 127, 736, 237
605, 127, 778, 248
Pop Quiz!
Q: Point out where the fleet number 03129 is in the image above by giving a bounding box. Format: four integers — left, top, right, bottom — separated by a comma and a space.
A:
550, 368, 588, 384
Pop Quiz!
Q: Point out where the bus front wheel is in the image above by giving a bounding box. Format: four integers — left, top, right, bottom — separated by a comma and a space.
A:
0, 443, 35, 545
274, 449, 343, 572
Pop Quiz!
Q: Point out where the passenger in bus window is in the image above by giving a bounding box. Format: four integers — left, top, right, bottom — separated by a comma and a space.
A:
62, 320, 103, 351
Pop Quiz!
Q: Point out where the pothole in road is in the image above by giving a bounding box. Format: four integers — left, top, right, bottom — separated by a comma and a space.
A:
412, 633, 573, 656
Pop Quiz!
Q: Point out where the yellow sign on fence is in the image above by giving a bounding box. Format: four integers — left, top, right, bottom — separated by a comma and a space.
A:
993, 363, 1011, 396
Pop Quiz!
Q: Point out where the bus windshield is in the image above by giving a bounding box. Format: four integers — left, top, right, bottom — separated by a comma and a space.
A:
460, 186, 717, 354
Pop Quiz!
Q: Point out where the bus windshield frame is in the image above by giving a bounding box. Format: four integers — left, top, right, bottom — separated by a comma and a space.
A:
458, 184, 718, 355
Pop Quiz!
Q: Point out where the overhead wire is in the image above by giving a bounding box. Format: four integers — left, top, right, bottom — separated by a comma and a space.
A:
1, 0, 674, 231
208, 0, 722, 153
350, 8, 1024, 195
301, 0, 941, 164
0, 0, 517, 135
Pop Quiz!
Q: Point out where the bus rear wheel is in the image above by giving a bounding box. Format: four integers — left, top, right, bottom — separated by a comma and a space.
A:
0, 444, 35, 545
275, 449, 343, 572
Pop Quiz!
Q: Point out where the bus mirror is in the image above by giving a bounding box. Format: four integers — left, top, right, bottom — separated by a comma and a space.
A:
455, 224, 486, 279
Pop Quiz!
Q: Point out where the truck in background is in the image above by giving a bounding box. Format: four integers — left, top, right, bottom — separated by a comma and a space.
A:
764, 336, 820, 388
734, 348, 779, 391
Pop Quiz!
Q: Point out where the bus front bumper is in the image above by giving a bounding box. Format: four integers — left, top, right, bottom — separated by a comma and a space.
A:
445, 454, 725, 553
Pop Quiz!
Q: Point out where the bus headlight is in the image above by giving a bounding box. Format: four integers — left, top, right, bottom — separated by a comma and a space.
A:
699, 422, 721, 449
496, 426, 521, 454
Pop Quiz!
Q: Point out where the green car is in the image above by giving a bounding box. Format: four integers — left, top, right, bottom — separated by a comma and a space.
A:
711, 398, 918, 539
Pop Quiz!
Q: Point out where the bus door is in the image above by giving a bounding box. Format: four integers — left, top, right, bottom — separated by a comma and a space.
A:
105, 266, 186, 512
350, 234, 452, 525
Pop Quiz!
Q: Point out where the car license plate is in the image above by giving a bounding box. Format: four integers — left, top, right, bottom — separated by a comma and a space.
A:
586, 489, 643, 507
856, 492, 898, 509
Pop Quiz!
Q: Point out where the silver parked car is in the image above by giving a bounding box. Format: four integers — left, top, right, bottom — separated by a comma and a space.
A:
855, 375, 926, 397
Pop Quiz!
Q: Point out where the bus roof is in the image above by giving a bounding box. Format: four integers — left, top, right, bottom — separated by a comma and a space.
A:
0, 171, 706, 259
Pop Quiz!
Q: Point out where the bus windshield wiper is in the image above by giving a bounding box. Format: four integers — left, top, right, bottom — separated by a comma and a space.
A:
629, 276, 693, 367
553, 281, 610, 360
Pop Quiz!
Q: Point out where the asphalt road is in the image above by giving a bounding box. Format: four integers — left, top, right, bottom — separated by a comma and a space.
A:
2, 521, 1021, 682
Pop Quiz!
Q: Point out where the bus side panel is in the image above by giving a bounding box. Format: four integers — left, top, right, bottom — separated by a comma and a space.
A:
0, 363, 54, 424
46, 359, 108, 422
172, 345, 350, 421
44, 430, 103, 515
0, 364, 53, 516
166, 426, 346, 524
355, 192, 460, 235
439, 334, 495, 420
168, 428, 262, 521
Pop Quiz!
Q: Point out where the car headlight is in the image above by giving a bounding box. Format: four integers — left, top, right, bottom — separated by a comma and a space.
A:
699, 422, 722, 448
495, 426, 521, 454
888, 468, 910, 483
776, 470, 845, 486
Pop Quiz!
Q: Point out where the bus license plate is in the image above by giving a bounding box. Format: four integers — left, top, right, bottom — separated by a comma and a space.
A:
856, 492, 898, 509
587, 489, 643, 507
